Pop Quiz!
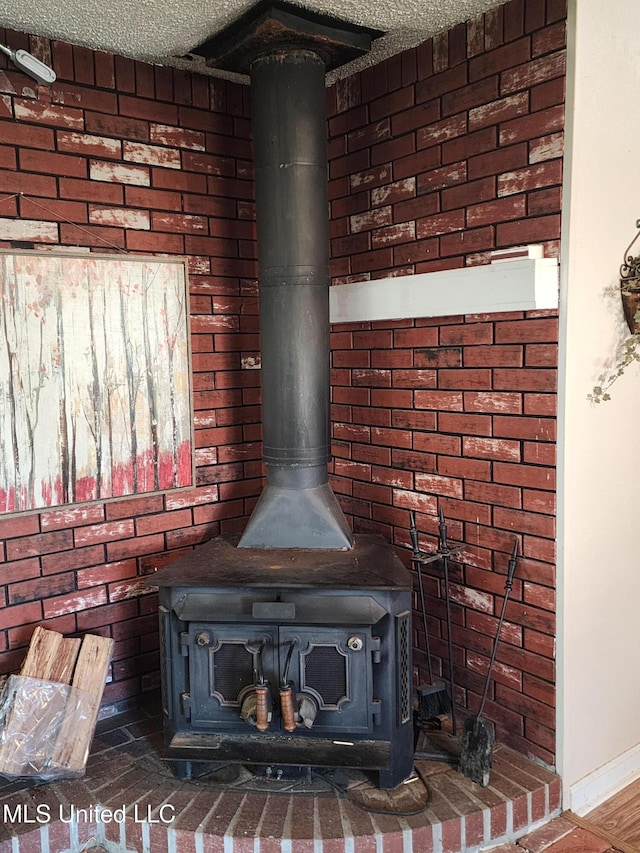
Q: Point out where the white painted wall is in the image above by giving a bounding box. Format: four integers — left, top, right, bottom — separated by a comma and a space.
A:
558, 0, 640, 812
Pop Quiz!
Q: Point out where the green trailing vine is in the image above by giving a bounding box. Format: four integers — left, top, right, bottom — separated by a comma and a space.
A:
588, 333, 640, 403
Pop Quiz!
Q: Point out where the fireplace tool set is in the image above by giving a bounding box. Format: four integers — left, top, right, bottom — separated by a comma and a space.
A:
410, 508, 462, 732
410, 508, 520, 786
459, 539, 520, 785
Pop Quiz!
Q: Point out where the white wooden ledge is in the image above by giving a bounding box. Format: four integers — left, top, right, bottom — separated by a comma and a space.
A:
329, 249, 559, 325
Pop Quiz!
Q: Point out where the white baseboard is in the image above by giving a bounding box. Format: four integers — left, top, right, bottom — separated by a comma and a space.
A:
569, 741, 640, 815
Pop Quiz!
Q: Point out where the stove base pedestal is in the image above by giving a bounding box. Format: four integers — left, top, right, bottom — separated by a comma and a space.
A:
165, 728, 413, 789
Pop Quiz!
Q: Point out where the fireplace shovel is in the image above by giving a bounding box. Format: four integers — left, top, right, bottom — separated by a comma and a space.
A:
458, 539, 519, 787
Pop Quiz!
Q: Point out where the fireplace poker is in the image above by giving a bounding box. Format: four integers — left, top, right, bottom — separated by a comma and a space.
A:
458, 539, 519, 786
279, 641, 297, 733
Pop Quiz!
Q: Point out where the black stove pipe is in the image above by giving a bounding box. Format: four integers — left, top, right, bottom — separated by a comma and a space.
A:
238, 49, 352, 549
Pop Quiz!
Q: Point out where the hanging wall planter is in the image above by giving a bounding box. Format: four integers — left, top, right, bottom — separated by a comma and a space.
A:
620, 219, 640, 333
588, 219, 640, 403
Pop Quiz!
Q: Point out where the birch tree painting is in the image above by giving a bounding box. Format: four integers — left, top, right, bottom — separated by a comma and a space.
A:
0, 252, 193, 514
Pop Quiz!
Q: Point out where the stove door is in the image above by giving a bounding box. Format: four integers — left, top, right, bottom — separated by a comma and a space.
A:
188, 624, 279, 728
282, 627, 373, 734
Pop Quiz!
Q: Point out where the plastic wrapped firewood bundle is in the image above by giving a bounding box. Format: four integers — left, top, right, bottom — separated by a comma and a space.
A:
0, 675, 90, 779
0, 627, 113, 781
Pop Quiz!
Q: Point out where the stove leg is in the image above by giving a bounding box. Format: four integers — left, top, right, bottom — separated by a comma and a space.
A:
378, 766, 410, 790
174, 760, 193, 780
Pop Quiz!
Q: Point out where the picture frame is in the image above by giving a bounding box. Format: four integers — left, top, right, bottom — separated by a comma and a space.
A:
0, 250, 194, 514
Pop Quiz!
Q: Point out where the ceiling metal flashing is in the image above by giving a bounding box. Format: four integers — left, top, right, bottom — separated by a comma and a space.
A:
191, 0, 384, 74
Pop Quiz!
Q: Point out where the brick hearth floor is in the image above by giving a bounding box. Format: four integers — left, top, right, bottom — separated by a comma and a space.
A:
0, 699, 564, 853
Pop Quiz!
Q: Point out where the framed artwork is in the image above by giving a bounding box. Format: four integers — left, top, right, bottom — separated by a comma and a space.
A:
0, 250, 193, 514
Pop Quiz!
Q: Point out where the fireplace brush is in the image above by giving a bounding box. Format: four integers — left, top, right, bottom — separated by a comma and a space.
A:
458, 539, 519, 786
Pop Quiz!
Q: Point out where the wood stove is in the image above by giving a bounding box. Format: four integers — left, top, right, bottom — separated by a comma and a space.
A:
150, 2, 413, 789
153, 536, 414, 788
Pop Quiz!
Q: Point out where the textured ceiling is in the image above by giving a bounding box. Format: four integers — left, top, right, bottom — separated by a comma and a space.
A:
0, 0, 505, 82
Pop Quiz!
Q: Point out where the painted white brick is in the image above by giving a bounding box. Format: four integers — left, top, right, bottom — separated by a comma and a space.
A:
371, 178, 415, 207
529, 132, 564, 164
90, 160, 150, 186
165, 485, 219, 510
392, 489, 438, 512
0, 218, 58, 242
150, 124, 206, 151
58, 131, 121, 157
0, 93, 12, 117
15, 101, 84, 128
195, 448, 218, 465
123, 141, 180, 169
350, 206, 392, 233
89, 207, 150, 229
241, 355, 261, 370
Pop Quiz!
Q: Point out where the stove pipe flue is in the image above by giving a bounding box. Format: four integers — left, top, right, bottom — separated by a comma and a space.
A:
239, 50, 351, 549
191, 2, 382, 549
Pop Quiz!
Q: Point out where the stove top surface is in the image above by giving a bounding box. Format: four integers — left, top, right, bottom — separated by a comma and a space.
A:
148, 534, 411, 590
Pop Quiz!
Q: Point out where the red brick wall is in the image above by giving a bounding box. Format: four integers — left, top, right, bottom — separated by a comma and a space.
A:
0, 0, 562, 766
326, 0, 564, 764
0, 31, 260, 706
